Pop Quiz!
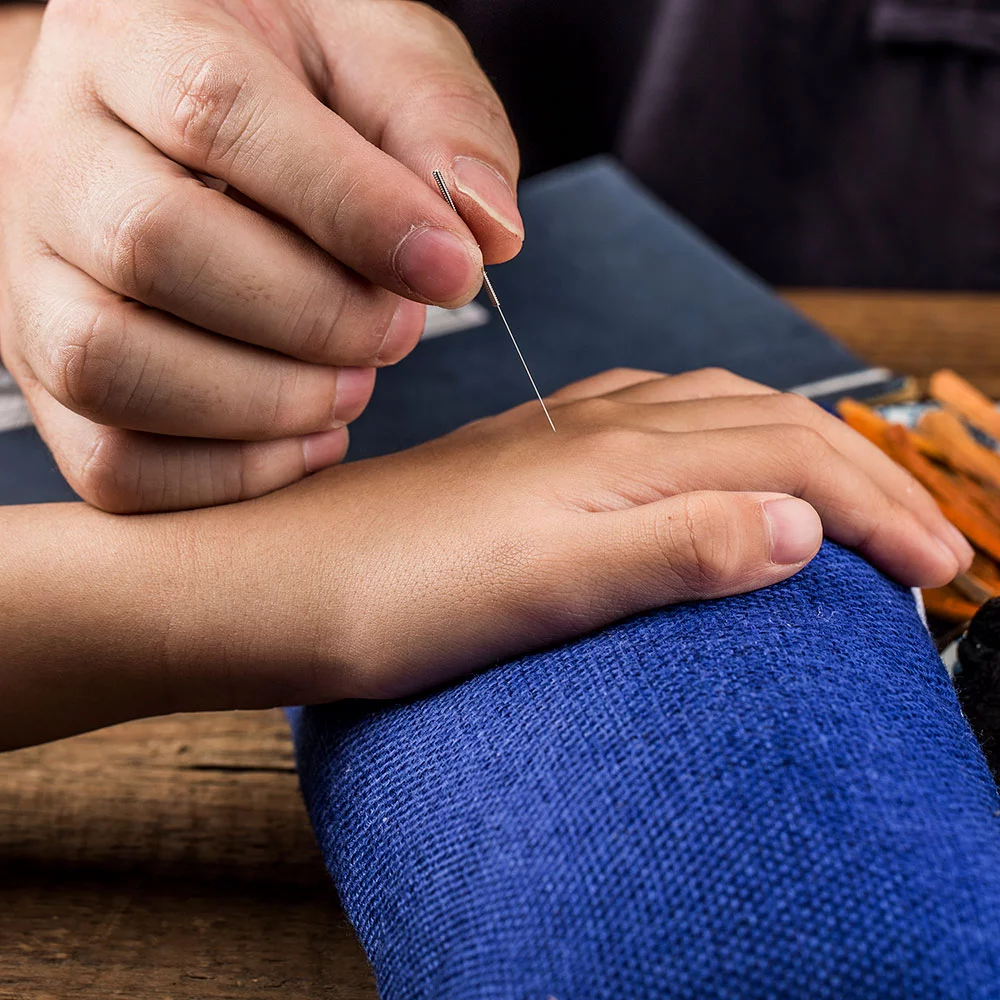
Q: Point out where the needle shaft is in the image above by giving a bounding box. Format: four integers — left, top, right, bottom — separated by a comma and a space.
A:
432, 170, 556, 433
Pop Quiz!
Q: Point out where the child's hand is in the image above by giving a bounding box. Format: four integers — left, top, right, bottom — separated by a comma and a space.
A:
213, 367, 971, 702
0, 367, 971, 749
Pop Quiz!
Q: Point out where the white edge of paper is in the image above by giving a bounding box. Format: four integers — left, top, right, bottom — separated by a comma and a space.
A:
421, 302, 491, 340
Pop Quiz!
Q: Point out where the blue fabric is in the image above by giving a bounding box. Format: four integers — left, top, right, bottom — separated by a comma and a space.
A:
291, 544, 1000, 999
0, 425, 78, 505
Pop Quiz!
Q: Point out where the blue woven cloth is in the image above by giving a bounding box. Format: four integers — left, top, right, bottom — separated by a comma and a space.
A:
290, 544, 1000, 999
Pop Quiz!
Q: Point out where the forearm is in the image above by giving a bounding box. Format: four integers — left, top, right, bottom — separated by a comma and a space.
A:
0, 4, 43, 123
0, 498, 329, 750
0, 502, 186, 748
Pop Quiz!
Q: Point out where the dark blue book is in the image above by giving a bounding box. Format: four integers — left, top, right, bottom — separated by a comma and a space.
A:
0, 157, 884, 504
349, 157, 883, 461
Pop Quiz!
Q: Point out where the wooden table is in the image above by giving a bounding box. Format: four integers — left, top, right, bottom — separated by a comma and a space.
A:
2, 290, 998, 998
0, 711, 376, 999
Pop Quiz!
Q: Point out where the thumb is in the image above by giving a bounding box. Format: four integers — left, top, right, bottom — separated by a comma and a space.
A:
310, 1, 523, 265
568, 492, 823, 620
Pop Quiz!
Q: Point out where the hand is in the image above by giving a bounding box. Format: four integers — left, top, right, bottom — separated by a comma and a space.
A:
271, 367, 970, 698
0, 368, 971, 748
0, 0, 521, 512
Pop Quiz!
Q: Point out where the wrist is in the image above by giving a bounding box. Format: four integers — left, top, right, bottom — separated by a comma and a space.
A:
112, 492, 359, 714
0, 497, 328, 749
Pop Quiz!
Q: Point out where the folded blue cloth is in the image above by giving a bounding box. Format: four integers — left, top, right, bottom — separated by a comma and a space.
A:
291, 543, 1000, 998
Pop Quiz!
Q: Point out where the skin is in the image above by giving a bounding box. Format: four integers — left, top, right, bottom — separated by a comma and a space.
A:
0, 0, 522, 512
0, 368, 973, 752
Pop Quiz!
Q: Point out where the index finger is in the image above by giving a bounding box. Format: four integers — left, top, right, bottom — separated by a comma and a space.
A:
93, 2, 485, 307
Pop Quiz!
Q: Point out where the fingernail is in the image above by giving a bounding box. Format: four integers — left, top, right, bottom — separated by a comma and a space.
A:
931, 534, 962, 577
302, 427, 348, 474
378, 298, 427, 366
452, 156, 525, 240
762, 497, 823, 565
937, 519, 974, 567
393, 226, 481, 304
331, 367, 375, 425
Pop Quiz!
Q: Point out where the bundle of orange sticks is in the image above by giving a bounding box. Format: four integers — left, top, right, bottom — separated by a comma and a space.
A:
837, 370, 1000, 627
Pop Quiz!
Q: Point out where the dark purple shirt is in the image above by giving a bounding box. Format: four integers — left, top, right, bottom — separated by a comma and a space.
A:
436, 0, 1000, 290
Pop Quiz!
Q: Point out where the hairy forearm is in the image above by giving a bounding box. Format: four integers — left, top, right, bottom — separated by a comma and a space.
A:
0, 5, 43, 122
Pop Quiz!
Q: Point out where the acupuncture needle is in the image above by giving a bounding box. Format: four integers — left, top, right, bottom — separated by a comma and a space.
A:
432, 169, 557, 434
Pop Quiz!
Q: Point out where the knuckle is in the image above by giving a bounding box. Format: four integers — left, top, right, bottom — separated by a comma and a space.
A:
772, 423, 837, 491
690, 367, 765, 395
282, 279, 342, 361
289, 306, 343, 365
296, 164, 360, 245
103, 189, 177, 298
72, 428, 144, 513
609, 366, 661, 381
287, 281, 384, 366
250, 363, 332, 435
441, 76, 511, 138
397, 67, 505, 127
383, 1, 467, 44
774, 390, 821, 423
691, 366, 739, 386
778, 421, 828, 458
159, 44, 253, 164
570, 396, 626, 427
657, 494, 741, 590
45, 296, 129, 417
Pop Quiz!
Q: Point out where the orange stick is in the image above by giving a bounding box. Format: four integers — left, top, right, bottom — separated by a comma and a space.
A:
836, 398, 945, 460
922, 586, 981, 624
972, 552, 1000, 588
836, 397, 891, 447
929, 369, 1000, 442
952, 571, 1000, 606
918, 409, 1000, 491
939, 466, 1000, 528
882, 426, 1000, 562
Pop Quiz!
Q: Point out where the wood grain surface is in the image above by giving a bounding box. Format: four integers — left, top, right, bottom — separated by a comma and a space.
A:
0, 711, 377, 998
2, 290, 998, 998
784, 290, 1000, 397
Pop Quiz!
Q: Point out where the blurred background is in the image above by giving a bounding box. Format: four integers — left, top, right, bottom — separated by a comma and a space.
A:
432, 0, 1000, 291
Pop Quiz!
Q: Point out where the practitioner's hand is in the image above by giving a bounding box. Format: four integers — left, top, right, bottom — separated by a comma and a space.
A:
0, 368, 972, 748
0, 0, 520, 513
